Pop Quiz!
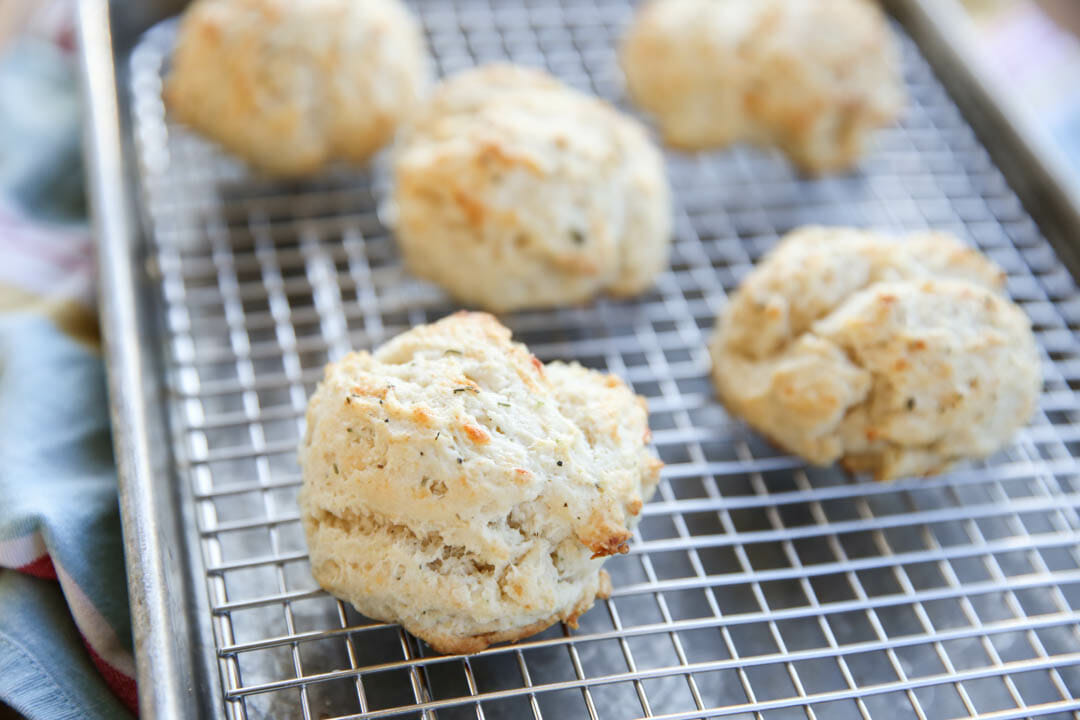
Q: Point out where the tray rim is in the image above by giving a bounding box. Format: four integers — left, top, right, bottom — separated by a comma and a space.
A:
76, 0, 1080, 717
78, 0, 223, 718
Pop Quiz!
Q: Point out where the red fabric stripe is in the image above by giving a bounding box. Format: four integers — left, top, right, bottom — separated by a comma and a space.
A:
16, 554, 57, 580
56, 27, 76, 53
83, 639, 139, 716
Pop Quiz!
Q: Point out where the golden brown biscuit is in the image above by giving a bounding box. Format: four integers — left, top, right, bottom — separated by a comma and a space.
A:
299, 312, 662, 653
390, 64, 671, 311
620, 0, 905, 173
165, 0, 428, 176
710, 227, 1041, 480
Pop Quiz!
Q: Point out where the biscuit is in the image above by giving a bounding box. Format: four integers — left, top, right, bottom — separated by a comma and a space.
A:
299, 312, 662, 653
620, 0, 905, 173
165, 0, 428, 176
390, 64, 671, 312
710, 227, 1041, 481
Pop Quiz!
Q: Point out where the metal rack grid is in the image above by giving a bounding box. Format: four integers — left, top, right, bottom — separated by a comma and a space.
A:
127, 1, 1080, 718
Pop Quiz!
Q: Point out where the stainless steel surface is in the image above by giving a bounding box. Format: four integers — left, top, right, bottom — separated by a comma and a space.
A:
82, 0, 1080, 717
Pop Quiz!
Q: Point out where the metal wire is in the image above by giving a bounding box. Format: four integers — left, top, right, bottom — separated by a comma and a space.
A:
128, 0, 1080, 718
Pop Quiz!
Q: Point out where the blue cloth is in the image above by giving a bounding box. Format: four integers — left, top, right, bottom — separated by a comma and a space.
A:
0, 36, 136, 720
0, 573, 130, 720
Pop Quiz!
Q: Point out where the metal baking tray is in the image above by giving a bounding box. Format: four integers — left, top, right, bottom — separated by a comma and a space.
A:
78, 0, 1080, 717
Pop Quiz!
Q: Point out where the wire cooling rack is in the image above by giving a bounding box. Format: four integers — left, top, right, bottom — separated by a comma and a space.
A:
127, 1, 1080, 718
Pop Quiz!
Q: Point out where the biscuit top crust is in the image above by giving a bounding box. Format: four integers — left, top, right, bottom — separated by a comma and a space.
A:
303, 312, 659, 556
